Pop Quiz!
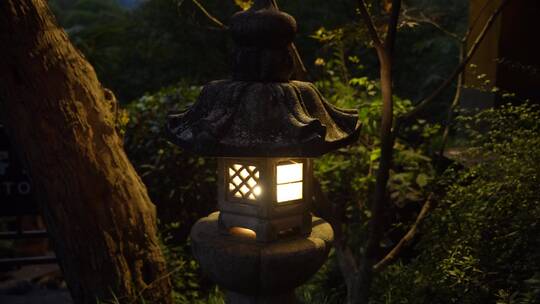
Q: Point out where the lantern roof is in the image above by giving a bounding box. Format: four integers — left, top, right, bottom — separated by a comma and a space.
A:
167, 0, 361, 157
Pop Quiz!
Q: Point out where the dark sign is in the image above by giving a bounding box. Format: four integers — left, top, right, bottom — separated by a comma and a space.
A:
0, 125, 38, 215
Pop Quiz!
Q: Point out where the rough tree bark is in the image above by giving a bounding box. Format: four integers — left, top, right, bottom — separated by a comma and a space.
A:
0, 1, 173, 303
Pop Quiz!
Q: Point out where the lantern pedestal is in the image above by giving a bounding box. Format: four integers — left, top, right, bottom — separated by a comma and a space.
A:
190, 212, 334, 304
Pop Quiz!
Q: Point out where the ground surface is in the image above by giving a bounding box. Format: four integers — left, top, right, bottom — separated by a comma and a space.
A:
0, 264, 73, 304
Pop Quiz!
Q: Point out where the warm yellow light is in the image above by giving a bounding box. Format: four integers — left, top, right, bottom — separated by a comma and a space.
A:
276, 163, 303, 184
276, 162, 303, 203
277, 182, 302, 202
229, 227, 256, 239
247, 178, 257, 187
253, 186, 262, 196
240, 168, 250, 179
229, 164, 261, 200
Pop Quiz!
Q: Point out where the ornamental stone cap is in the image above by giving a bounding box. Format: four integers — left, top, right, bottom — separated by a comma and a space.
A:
230, 0, 296, 49
230, 0, 296, 82
166, 0, 361, 157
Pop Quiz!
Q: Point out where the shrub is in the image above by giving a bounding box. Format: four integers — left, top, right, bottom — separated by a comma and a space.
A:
371, 103, 540, 304
122, 83, 224, 303
123, 83, 217, 242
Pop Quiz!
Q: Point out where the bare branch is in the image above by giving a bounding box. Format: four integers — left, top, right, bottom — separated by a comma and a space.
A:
438, 40, 465, 160
355, 0, 401, 287
289, 44, 310, 80
399, 0, 511, 123
373, 194, 433, 272
336, 246, 359, 281
385, 0, 402, 54
401, 0, 491, 43
356, 0, 403, 271
401, 7, 461, 41
359, 44, 395, 279
357, 0, 383, 48
269, 0, 310, 80
191, 0, 227, 30
463, 0, 493, 41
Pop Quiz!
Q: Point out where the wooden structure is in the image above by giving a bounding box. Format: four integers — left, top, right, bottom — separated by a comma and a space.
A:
463, 0, 540, 108
0, 125, 56, 267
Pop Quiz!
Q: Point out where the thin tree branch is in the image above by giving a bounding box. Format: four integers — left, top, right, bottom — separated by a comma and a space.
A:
399, 0, 511, 123
401, 8, 461, 41
438, 40, 465, 161
357, 0, 383, 48
336, 246, 360, 282
373, 194, 433, 272
363, 49, 393, 263
401, 0, 491, 43
269, 0, 310, 80
289, 43, 310, 80
385, 0, 402, 54
464, 0, 493, 41
191, 0, 227, 30
355, 2, 401, 300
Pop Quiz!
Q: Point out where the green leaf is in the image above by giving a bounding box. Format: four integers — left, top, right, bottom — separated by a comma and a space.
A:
370, 148, 381, 162
416, 173, 429, 187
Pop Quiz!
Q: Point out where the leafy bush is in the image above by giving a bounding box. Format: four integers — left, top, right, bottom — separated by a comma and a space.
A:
282, 44, 437, 301
314, 51, 438, 255
123, 83, 217, 242
160, 224, 224, 303
122, 83, 224, 303
371, 103, 540, 304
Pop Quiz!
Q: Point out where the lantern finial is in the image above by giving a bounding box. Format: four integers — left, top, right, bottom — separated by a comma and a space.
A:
230, 0, 296, 82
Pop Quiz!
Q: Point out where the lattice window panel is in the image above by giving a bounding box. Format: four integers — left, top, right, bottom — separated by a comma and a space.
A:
228, 164, 261, 200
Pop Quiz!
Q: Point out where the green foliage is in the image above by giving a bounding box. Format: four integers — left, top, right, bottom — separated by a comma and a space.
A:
122, 83, 224, 302
49, 0, 363, 103
50, 0, 235, 102
49, 0, 467, 110
310, 44, 438, 302
310, 0, 468, 120
160, 223, 225, 303
123, 83, 217, 241
314, 46, 438, 231
371, 103, 540, 304
297, 250, 347, 304
233, 0, 252, 11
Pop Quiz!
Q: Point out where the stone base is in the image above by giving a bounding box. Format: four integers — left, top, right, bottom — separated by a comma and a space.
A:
190, 212, 334, 304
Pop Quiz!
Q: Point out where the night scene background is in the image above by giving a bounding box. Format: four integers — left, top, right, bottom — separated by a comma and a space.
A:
0, 0, 539, 303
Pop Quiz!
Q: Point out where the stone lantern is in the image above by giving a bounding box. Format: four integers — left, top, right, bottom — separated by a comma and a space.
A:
217, 157, 312, 242
167, 0, 361, 302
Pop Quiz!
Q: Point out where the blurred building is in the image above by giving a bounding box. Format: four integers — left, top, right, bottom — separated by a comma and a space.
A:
463, 0, 540, 108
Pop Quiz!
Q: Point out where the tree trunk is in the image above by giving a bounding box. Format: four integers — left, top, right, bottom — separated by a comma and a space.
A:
0, 1, 173, 303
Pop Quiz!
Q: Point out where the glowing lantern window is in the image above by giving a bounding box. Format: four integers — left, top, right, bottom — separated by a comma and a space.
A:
276, 162, 303, 203
228, 164, 261, 200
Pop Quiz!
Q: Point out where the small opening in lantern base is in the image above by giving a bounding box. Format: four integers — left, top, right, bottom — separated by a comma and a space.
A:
229, 226, 257, 239
277, 227, 300, 239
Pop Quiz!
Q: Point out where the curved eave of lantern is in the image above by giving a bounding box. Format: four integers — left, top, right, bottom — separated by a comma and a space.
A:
167, 80, 361, 157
